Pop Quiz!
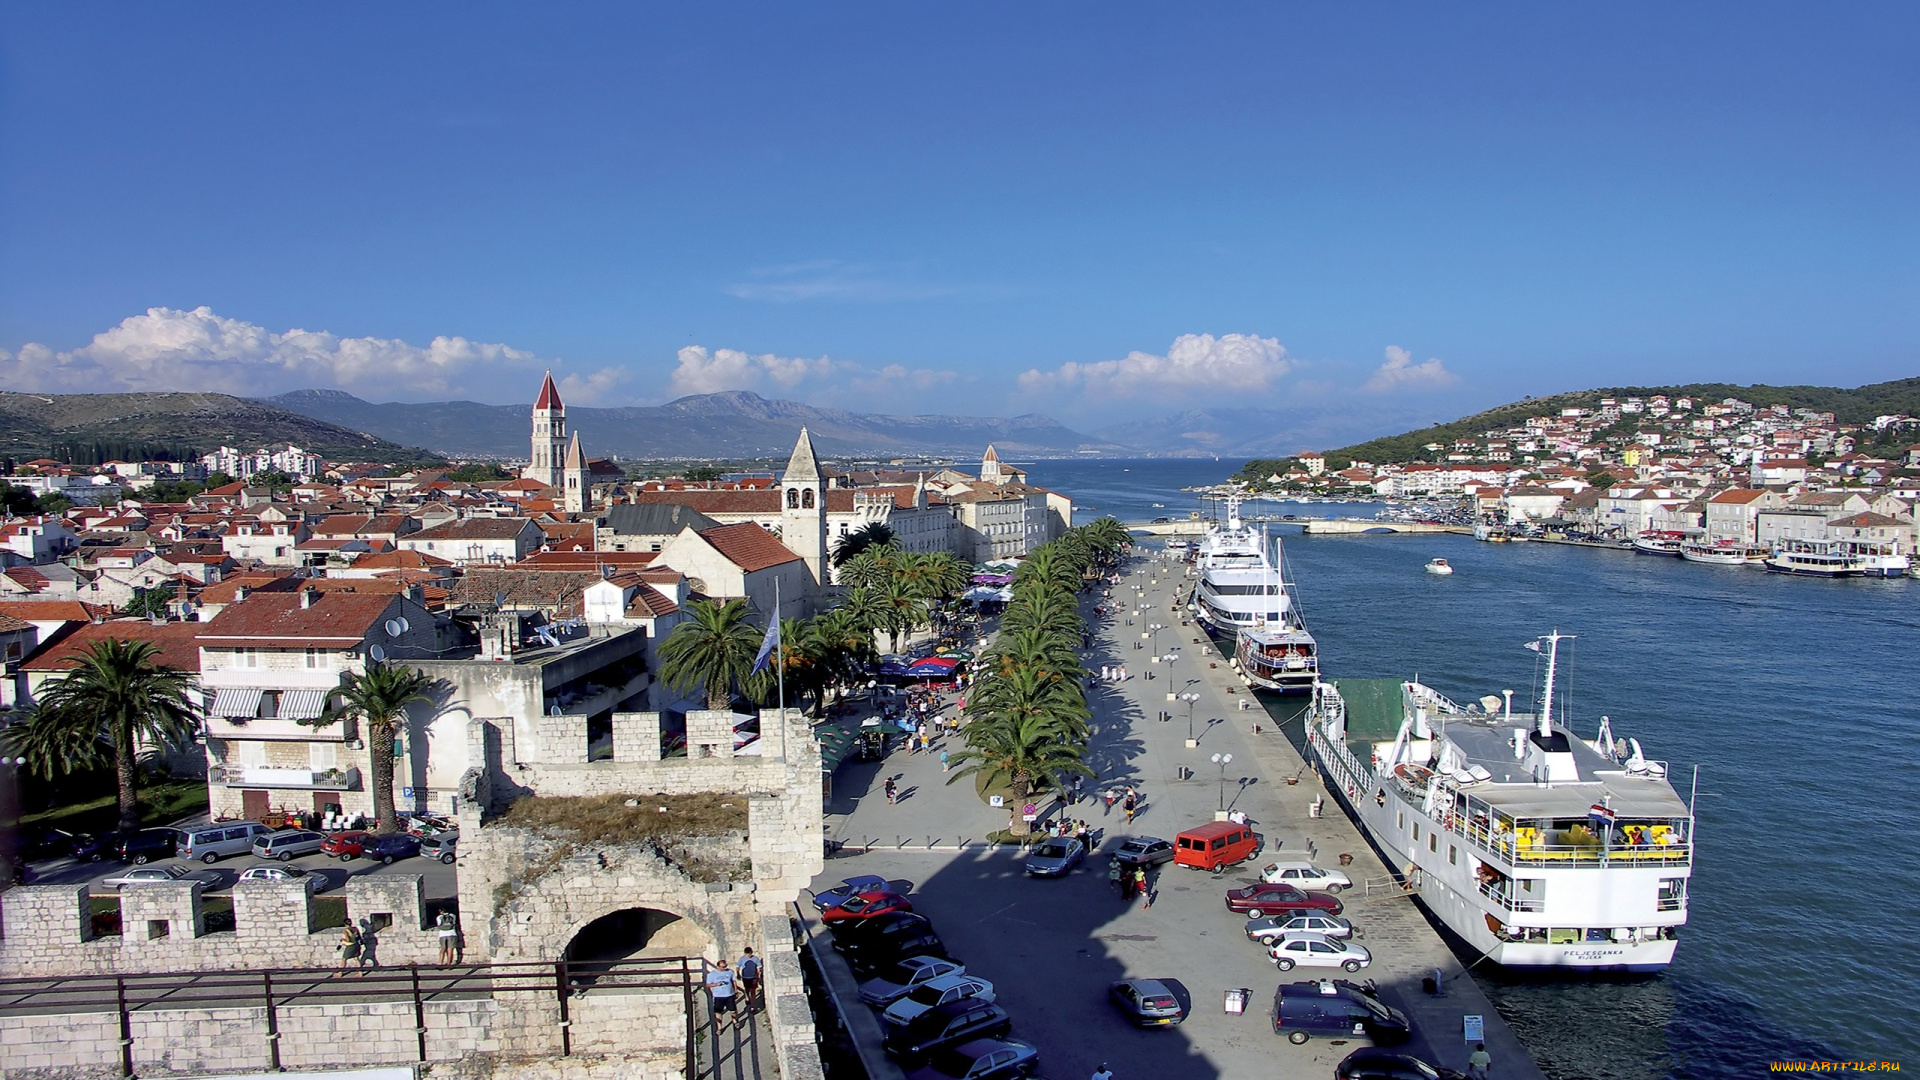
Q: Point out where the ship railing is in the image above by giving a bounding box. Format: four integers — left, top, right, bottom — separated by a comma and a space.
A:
1476, 878, 1545, 913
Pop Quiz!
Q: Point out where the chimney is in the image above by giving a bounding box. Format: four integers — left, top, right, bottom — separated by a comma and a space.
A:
405, 583, 424, 603
233, 585, 251, 603
299, 587, 318, 609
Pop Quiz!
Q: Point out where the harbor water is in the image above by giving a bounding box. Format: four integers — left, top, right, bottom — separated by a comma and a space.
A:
1035, 457, 1919, 1079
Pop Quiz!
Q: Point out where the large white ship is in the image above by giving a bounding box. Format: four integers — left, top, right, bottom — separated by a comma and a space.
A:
1187, 495, 1286, 636
1307, 633, 1693, 972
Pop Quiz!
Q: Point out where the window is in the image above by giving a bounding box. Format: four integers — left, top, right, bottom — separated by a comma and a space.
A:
304, 647, 324, 669
257, 691, 280, 718
309, 743, 337, 770
234, 647, 258, 669
1429, 833, 1439, 853
1448, 844, 1458, 865
1657, 878, 1687, 911
1412, 822, 1420, 842
236, 741, 267, 766
1397, 811, 1405, 831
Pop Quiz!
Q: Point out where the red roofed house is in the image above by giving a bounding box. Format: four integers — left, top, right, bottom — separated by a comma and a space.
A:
398, 518, 545, 566
1705, 488, 1787, 543
18, 620, 208, 770
195, 586, 443, 820
655, 522, 814, 618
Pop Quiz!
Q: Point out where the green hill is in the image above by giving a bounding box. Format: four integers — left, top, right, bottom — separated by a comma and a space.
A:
1239, 377, 1920, 478
0, 390, 444, 467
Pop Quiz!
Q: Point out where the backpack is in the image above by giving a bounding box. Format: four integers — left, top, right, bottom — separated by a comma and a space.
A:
738, 956, 760, 979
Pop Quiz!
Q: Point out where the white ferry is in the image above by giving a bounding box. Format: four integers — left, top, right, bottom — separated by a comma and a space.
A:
1307, 633, 1692, 972
1838, 539, 1910, 578
1764, 538, 1858, 577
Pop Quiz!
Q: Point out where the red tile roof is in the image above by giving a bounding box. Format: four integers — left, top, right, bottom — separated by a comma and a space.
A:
698, 522, 800, 572
197, 590, 401, 646
0, 599, 111, 623
409, 518, 541, 541
534, 370, 562, 410
516, 550, 656, 570
23, 620, 206, 673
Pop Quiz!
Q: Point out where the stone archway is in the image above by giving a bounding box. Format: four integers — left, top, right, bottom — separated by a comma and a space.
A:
565, 906, 710, 964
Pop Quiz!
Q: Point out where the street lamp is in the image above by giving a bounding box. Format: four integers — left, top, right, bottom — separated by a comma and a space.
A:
1211, 752, 1234, 811
1179, 692, 1201, 740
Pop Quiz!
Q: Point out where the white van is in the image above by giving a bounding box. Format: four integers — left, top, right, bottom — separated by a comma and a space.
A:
180, 822, 271, 863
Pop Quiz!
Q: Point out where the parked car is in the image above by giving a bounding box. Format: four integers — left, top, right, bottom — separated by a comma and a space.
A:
102, 864, 200, 888
114, 829, 181, 864
17, 827, 82, 863
1272, 979, 1411, 1046
844, 928, 950, 976
420, 832, 459, 865
1336, 1047, 1467, 1080
180, 822, 271, 863
1111, 836, 1175, 868
252, 830, 326, 862
882, 999, 1013, 1066
882, 975, 997, 1029
1107, 978, 1188, 1027
815, 875, 905, 910
904, 1038, 1040, 1080
320, 831, 371, 859
69, 833, 112, 863
238, 864, 330, 892
1224, 883, 1343, 918
360, 834, 421, 865
1270, 933, 1372, 972
1246, 913, 1354, 944
1023, 838, 1085, 877
1260, 860, 1353, 893
859, 956, 968, 1008
822, 890, 915, 924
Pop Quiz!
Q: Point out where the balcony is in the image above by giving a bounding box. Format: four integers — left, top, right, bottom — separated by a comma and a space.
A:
212, 765, 361, 791
1477, 877, 1545, 913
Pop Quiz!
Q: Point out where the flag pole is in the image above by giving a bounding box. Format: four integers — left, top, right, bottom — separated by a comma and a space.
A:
775, 578, 785, 721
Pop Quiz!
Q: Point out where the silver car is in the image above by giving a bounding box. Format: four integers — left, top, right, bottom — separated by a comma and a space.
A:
1269, 932, 1372, 973
251, 830, 326, 861
1023, 837, 1086, 877
880, 974, 996, 1028
102, 865, 203, 888
238, 864, 330, 892
856, 955, 967, 1007
1245, 913, 1354, 944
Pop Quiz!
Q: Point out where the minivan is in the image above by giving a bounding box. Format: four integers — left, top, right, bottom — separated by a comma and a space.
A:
251, 830, 326, 861
180, 822, 271, 864
1174, 821, 1260, 873
1271, 979, 1411, 1046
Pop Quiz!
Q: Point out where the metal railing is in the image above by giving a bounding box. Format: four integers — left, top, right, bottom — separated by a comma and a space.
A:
1476, 877, 1545, 913
0, 956, 708, 1079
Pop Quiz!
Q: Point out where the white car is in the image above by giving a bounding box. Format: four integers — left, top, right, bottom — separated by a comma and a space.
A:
1244, 913, 1354, 944
1269, 932, 1372, 973
856, 955, 966, 1007
880, 974, 997, 1028
101, 865, 201, 888
1259, 861, 1353, 893
237, 864, 330, 892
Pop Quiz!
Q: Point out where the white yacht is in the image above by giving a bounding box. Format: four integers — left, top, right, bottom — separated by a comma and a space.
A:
1764, 539, 1859, 577
1838, 539, 1910, 578
1678, 540, 1762, 566
1307, 633, 1692, 972
1231, 534, 1319, 694
1187, 495, 1283, 636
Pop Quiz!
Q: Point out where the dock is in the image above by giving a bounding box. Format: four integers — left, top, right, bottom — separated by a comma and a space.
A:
1128, 517, 1470, 536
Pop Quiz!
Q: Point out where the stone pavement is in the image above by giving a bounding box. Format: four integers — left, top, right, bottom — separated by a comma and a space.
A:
812, 548, 1545, 1080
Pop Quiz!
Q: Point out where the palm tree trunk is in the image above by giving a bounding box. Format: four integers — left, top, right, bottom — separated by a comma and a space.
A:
113, 719, 141, 834
368, 720, 398, 835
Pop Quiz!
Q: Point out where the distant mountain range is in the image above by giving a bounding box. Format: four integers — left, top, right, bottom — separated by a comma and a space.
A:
266, 389, 1136, 459
0, 390, 433, 466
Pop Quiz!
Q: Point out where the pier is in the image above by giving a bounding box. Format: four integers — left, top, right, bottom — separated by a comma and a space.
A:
1129, 517, 1470, 536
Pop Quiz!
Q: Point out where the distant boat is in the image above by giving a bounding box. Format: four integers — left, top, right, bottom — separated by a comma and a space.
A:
1632, 531, 1687, 557
1425, 558, 1454, 576
1151, 503, 1165, 507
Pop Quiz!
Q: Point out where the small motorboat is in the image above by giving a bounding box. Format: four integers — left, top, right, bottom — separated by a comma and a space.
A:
1425, 558, 1454, 576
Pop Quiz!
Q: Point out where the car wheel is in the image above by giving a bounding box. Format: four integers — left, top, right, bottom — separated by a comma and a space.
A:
1326, 884, 1346, 894
88, 853, 103, 863
1343, 960, 1364, 972
381, 854, 395, 865
278, 851, 292, 862
133, 854, 149, 865
441, 853, 456, 865
339, 854, 354, 862
1274, 957, 1294, 971
1287, 1029, 1310, 1045
1246, 908, 1263, 918
201, 853, 218, 864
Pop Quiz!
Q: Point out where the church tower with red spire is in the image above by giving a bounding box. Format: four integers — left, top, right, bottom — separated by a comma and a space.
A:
525, 371, 567, 488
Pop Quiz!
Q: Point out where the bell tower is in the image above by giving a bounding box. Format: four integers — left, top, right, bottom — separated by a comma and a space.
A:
525, 371, 567, 488
781, 427, 827, 587
562, 431, 588, 514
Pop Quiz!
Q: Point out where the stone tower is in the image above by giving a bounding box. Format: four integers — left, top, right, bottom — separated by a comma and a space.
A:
525, 371, 567, 489
980, 443, 1003, 484
781, 427, 827, 587
561, 431, 588, 514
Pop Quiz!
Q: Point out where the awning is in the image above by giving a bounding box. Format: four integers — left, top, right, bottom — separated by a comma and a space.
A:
211, 688, 264, 718
277, 689, 330, 720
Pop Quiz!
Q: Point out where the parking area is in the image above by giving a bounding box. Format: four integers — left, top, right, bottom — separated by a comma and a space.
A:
21, 831, 460, 899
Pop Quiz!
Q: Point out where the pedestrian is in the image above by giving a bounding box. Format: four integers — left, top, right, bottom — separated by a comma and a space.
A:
885, 777, 898, 804
1092, 1064, 1114, 1080
436, 911, 460, 966
337, 922, 362, 974
1103, 789, 1116, 815
737, 948, 763, 1011
1108, 856, 1123, 897
1125, 800, 1137, 825
706, 959, 738, 1028
940, 749, 951, 773
1467, 1042, 1493, 1079
1139, 870, 1153, 909
1101, 665, 1111, 682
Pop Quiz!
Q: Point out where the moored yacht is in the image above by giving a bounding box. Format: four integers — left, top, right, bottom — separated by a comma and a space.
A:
1188, 495, 1282, 636
1231, 534, 1318, 694
1838, 539, 1910, 578
1678, 540, 1762, 566
1307, 633, 1693, 972
1631, 531, 1688, 556
1764, 539, 1859, 577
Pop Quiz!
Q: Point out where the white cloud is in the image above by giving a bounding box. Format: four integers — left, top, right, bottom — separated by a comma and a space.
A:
0, 306, 572, 399
667, 345, 958, 402
1017, 333, 1291, 400
1365, 345, 1458, 392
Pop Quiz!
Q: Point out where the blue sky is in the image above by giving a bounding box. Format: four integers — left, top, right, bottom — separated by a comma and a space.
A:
1, 4, 1913, 441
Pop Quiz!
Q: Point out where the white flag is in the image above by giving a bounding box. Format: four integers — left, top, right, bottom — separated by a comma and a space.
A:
1523, 639, 1542, 652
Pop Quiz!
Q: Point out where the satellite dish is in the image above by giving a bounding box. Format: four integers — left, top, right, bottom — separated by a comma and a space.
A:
369, 644, 388, 662
384, 618, 406, 637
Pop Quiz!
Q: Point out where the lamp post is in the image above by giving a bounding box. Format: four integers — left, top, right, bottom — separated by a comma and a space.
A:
1179, 693, 1201, 741
1211, 752, 1234, 811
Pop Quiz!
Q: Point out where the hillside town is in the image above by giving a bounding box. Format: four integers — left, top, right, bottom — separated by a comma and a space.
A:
1253, 393, 1920, 554
0, 372, 1072, 825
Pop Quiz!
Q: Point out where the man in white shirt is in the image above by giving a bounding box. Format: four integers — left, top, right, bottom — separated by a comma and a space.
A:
705, 958, 738, 1027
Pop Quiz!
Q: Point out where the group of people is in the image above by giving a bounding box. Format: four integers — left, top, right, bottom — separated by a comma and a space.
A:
1097, 664, 1130, 682
1108, 856, 1155, 909
702, 948, 765, 1029
1101, 785, 1142, 824
335, 911, 463, 973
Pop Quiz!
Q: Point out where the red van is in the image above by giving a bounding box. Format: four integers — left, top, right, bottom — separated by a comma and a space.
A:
1173, 821, 1260, 873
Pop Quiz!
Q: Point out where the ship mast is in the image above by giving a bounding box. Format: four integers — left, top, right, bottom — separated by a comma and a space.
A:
1535, 630, 1574, 737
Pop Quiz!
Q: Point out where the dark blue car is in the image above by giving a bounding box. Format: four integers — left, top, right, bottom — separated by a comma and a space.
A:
360, 834, 421, 865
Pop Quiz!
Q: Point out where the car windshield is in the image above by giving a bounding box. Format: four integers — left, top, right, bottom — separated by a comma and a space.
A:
925, 1047, 978, 1075
905, 983, 951, 1005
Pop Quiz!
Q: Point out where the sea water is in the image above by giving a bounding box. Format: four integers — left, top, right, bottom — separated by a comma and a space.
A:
1031, 457, 1920, 1079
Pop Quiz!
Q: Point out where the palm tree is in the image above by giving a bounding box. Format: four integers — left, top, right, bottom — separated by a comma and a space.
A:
3, 639, 199, 834
658, 598, 768, 711
919, 551, 972, 603
308, 662, 434, 835
838, 547, 896, 592
987, 625, 1083, 679
966, 665, 1090, 743
832, 521, 896, 568
1013, 545, 1082, 595
834, 587, 888, 654
945, 714, 1095, 827
876, 577, 927, 653
1000, 588, 1083, 639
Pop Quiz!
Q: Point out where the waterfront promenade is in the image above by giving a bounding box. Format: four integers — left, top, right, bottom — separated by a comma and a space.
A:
810, 549, 1543, 1080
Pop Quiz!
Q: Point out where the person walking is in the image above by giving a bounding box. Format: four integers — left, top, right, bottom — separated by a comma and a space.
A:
435, 911, 460, 966
1138, 869, 1153, 909
1103, 789, 1117, 815
737, 948, 763, 1012
884, 777, 898, 805
940, 749, 951, 773
355, 917, 378, 975
1107, 856, 1123, 897
706, 959, 738, 1029
1467, 1042, 1493, 1079
337, 922, 363, 974
1092, 1064, 1115, 1080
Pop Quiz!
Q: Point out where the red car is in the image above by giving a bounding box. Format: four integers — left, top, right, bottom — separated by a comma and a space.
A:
320, 831, 371, 860
821, 891, 914, 924
1223, 883, 1343, 918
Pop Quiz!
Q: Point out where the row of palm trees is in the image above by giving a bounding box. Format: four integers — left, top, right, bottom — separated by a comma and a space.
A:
657, 538, 973, 715
945, 518, 1131, 824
